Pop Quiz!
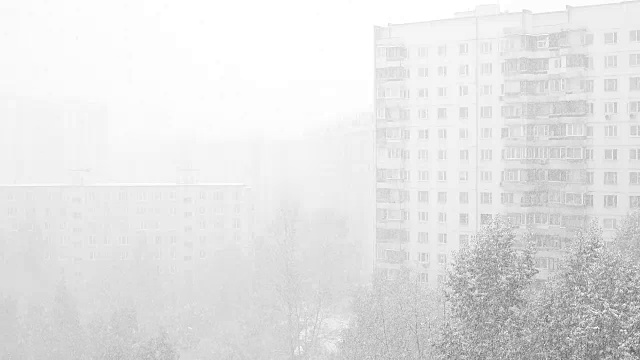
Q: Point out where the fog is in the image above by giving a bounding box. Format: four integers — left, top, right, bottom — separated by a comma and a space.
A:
2, 0, 639, 358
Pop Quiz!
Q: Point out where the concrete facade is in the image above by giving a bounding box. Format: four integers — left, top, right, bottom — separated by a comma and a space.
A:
374, 1, 640, 283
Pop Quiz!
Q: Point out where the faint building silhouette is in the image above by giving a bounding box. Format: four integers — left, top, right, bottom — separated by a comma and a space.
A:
0, 95, 109, 184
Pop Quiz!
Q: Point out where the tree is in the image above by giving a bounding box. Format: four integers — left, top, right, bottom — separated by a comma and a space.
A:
438, 216, 538, 359
527, 220, 640, 359
0, 294, 19, 359
612, 209, 640, 259
48, 279, 85, 360
136, 330, 179, 360
339, 268, 442, 359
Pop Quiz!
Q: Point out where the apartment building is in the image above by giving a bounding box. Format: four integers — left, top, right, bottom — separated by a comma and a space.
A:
0, 183, 252, 304
374, 1, 640, 283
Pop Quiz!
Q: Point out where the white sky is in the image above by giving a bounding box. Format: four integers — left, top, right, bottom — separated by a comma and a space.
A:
0, 0, 611, 144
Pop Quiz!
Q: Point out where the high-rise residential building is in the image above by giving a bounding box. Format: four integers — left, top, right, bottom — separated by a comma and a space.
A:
0, 95, 109, 184
374, 1, 640, 283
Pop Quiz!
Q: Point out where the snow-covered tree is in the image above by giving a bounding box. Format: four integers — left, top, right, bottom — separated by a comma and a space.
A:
48, 279, 86, 360
339, 268, 442, 359
438, 216, 538, 359
0, 294, 19, 359
612, 210, 640, 259
526, 220, 640, 359
136, 330, 179, 360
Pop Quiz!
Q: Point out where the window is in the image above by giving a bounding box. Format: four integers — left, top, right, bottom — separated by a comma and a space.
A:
481, 85, 492, 95
480, 192, 492, 204
604, 79, 618, 92
438, 234, 447, 245
480, 171, 492, 182
438, 129, 447, 139
460, 192, 469, 204
481, 63, 492, 75
585, 149, 594, 160
418, 149, 428, 160
437, 108, 447, 119
605, 102, 618, 113
459, 171, 469, 181
438, 45, 447, 56
584, 195, 594, 207
481, 106, 492, 118
604, 125, 618, 137
437, 191, 447, 203
459, 43, 468, 54
604, 195, 618, 208
631, 54, 640, 66
418, 88, 428, 98
632, 30, 640, 42
418, 191, 429, 202
438, 171, 447, 181
481, 41, 492, 53
418, 129, 429, 139
481, 149, 492, 161
631, 172, 640, 185
418, 232, 429, 244
604, 32, 618, 44
459, 107, 469, 119
460, 150, 469, 161
501, 193, 514, 204
457, 235, 469, 248
631, 196, 640, 208
631, 77, 640, 91
605, 149, 618, 160
418, 47, 428, 57
459, 85, 469, 96
582, 33, 594, 45
580, 80, 594, 93
604, 172, 618, 185
438, 66, 447, 76
459, 128, 468, 139
419, 171, 429, 181
603, 218, 617, 229
418, 252, 429, 263
632, 149, 640, 160
438, 150, 447, 160
438, 212, 447, 223
631, 125, 640, 137
419, 212, 429, 222
459, 65, 469, 76
631, 102, 640, 113
418, 109, 428, 119
604, 55, 618, 68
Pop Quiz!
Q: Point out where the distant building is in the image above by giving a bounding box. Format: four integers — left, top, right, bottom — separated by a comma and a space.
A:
283, 113, 376, 282
374, 2, 640, 283
0, 182, 252, 304
0, 95, 109, 183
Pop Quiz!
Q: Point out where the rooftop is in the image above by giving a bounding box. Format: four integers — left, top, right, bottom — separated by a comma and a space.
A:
383, 0, 640, 27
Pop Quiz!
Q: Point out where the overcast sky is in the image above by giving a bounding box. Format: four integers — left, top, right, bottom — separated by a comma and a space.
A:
0, 0, 610, 143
